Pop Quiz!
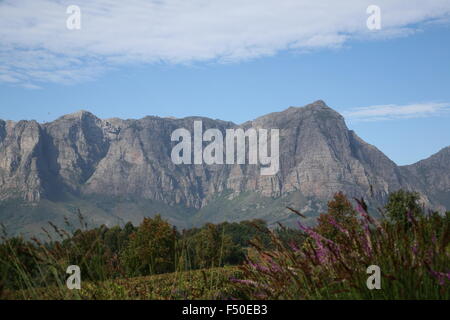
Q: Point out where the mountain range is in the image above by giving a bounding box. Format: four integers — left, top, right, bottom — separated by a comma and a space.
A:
1, 100, 449, 238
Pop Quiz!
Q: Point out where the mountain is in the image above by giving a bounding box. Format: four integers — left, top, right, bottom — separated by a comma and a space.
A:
400, 146, 450, 211
0, 101, 448, 237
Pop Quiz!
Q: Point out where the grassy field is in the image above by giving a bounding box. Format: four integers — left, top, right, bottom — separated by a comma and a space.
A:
2, 266, 244, 300
1, 191, 448, 300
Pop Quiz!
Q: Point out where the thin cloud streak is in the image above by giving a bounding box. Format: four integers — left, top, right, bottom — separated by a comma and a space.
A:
344, 102, 450, 122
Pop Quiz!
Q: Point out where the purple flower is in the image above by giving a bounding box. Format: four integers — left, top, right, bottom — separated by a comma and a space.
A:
289, 241, 300, 252
359, 218, 373, 257
270, 262, 282, 273
328, 216, 349, 236
431, 234, 437, 244
428, 269, 449, 286
249, 262, 271, 273
230, 278, 259, 287
298, 222, 330, 264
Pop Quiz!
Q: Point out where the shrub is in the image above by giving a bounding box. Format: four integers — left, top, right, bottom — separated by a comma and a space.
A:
121, 215, 176, 276
233, 198, 450, 299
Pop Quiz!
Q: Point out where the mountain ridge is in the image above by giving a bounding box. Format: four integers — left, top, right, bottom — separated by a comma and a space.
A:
1, 101, 449, 237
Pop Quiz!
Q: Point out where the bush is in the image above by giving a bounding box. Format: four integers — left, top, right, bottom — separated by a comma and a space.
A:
233, 198, 450, 299
121, 215, 176, 276
385, 190, 422, 228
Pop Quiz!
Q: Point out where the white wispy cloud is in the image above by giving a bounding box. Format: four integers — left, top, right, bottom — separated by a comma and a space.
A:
1, 0, 449, 86
344, 102, 450, 122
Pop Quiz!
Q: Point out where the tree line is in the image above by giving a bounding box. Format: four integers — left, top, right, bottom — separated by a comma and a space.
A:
0, 189, 448, 293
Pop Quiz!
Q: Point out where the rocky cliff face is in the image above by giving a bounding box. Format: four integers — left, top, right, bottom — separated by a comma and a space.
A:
400, 146, 450, 210
0, 101, 448, 236
0, 119, 45, 202
244, 101, 409, 202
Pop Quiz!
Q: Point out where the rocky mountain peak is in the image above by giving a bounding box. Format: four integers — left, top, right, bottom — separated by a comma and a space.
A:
59, 110, 98, 121
1, 101, 449, 237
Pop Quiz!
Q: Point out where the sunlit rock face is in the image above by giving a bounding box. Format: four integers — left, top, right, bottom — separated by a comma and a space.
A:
1, 101, 448, 236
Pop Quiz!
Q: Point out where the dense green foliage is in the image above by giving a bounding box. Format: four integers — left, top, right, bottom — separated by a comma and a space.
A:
0, 190, 448, 300
315, 191, 360, 243
385, 190, 422, 227
0, 215, 279, 295
234, 192, 450, 299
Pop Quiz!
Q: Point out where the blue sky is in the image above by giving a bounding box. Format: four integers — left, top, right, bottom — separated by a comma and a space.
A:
1, 1, 450, 165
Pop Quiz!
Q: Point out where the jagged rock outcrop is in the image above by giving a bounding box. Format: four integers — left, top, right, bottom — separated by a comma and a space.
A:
0, 120, 45, 202
244, 101, 409, 202
0, 101, 448, 236
400, 146, 450, 210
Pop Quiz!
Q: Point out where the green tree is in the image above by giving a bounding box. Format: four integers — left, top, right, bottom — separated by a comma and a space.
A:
121, 215, 176, 276
385, 190, 422, 227
188, 223, 233, 269
315, 192, 359, 242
